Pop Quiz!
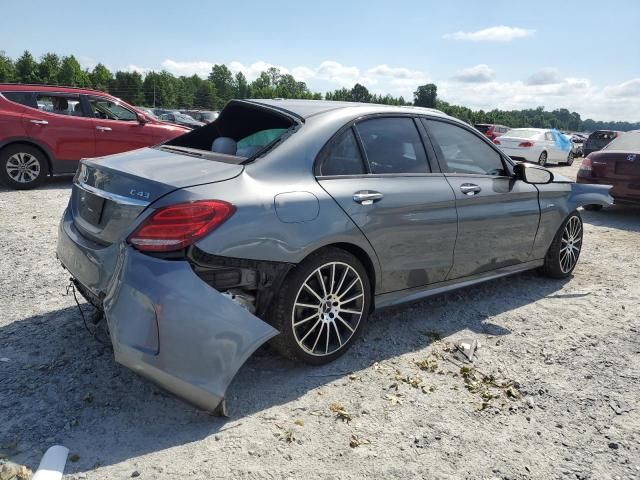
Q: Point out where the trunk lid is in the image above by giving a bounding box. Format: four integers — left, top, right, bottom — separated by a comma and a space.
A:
589, 150, 640, 180
71, 147, 244, 245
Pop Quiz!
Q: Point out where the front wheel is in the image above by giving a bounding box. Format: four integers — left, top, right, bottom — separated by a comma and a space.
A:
0, 145, 48, 190
268, 248, 371, 365
541, 211, 583, 278
538, 151, 548, 166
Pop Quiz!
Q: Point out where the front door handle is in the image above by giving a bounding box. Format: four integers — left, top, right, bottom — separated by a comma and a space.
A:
353, 191, 384, 205
96, 126, 112, 132
460, 183, 482, 195
29, 119, 48, 125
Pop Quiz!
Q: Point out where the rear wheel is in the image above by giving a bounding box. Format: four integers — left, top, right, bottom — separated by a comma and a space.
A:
0, 144, 48, 190
538, 151, 548, 166
541, 211, 583, 278
565, 151, 574, 166
268, 248, 371, 365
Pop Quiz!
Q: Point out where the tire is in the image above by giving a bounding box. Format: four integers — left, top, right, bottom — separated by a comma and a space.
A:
565, 151, 574, 166
541, 211, 583, 279
268, 247, 372, 365
583, 204, 603, 211
538, 151, 548, 166
0, 144, 48, 190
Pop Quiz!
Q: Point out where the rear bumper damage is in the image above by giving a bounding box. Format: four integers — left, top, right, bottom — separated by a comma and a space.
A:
567, 182, 614, 210
57, 210, 279, 413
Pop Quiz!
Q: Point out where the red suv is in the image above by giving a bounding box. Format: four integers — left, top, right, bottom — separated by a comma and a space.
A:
0, 84, 189, 189
474, 123, 509, 141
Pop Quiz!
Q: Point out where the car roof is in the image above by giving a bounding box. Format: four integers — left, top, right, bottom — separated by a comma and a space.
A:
241, 98, 450, 120
0, 83, 110, 96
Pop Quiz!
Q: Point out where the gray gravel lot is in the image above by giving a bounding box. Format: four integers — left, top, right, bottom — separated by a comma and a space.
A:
1, 163, 639, 480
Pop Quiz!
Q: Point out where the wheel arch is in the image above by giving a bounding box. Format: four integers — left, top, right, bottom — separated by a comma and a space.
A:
0, 138, 54, 175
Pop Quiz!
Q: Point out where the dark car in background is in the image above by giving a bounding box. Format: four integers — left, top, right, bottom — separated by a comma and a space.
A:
160, 112, 206, 129
474, 124, 509, 141
181, 110, 219, 123
578, 131, 640, 209
0, 84, 188, 189
583, 130, 621, 157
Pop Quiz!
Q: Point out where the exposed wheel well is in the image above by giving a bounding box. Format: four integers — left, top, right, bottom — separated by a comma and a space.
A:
0, 142, 52, 175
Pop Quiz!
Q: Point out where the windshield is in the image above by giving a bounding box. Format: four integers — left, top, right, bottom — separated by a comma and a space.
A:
504, 129, 541, 139
602, 132, 640, 152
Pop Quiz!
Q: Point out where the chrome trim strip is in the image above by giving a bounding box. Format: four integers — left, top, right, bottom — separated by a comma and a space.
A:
74, 181, 150, 207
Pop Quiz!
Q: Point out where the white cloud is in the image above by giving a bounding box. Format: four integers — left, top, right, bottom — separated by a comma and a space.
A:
161, 59, 214, 77
444, 26, 535, 42
603, 78, 640, 98
123, 64, 153, 75
525, 68, 561, 86
452, 64, 494, 83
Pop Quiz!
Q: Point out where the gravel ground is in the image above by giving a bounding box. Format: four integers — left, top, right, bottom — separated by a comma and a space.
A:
1, 162, 639, 480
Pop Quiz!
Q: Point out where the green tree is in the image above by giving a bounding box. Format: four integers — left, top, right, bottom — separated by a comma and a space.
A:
59, 55, 89, 86
234, 72, 248, 98
0, 51, 15, 82
90, 63, 113, 92
414, 83, 437, 108
15, 51, 40, 83
349, 83, 371, 103
208, 64, 235, 107
194, 81, 217, 109
111, 71, 144, 105
38, 53, 61, 84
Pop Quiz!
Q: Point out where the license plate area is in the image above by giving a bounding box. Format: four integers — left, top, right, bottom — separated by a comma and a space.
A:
614, 162, 639, 176
78, 189, 105, 225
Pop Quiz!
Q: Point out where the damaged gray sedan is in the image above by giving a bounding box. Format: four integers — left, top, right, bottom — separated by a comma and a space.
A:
56, 99, 613, 413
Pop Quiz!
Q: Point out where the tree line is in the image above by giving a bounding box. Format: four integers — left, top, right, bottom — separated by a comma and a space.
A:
1, 50, 638, 132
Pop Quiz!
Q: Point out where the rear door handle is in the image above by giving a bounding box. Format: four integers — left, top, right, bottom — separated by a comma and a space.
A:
460, 183, 482, 195
353, 191, 384, 205
29, 119, 48, 125
96, 126, 112, 131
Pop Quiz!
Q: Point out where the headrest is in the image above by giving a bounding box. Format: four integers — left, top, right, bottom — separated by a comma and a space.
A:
211, 137, 237, 155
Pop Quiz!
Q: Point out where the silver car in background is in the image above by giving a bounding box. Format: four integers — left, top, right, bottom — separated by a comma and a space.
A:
495, 128, 575, 166
56, 99, 612, 413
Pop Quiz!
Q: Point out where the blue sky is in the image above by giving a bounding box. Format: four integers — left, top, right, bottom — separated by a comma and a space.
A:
2, 0, 639, 120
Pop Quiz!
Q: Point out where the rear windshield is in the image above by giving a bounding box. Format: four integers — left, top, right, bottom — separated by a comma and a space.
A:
589, 131, 618, 141
602, 133, 640, 152
164, 101, 296, 161
474, 124, 490, 133
504, 129, 540, 139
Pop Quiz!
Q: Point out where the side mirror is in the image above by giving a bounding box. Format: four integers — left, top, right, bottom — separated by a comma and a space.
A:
136, 112, 148, 124
513, 163, 553, 184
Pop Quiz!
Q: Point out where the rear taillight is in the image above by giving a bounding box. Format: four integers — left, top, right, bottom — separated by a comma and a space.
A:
493, 139, 501, 145
128, 200, 235, 252
579, 156, 593, 172
518, 141, 535, 147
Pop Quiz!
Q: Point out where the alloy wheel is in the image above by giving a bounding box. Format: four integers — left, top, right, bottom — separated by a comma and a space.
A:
291, 261, 365, 357
560, 216, 582, 273
538, 152, 547, 166
6, 152, 41, 184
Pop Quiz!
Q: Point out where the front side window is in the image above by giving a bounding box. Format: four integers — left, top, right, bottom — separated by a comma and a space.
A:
425, 119, 506, 176
319, 128, 366, 176
356, 117, 430, 174
35, 93, 83, 116
89, 97, 137, 121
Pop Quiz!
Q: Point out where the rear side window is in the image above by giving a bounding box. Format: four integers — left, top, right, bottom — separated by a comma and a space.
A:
319, 128, 366, 176
425, 119, 506, 176
35, 93, 83, 116
2, 91, 37, 108
356, 117, 430, 174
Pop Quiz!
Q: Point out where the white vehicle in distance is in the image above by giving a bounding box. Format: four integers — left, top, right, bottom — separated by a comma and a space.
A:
494, 128, 574, 166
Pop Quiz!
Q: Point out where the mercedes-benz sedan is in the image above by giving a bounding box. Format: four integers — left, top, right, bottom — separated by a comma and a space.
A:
56, 99, 612, 413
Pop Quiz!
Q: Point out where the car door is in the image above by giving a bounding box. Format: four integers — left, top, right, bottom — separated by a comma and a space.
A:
86, 95, 154, 157
422, 118, 540, 280
317, 116, 458, 294
23, 92, 95, 167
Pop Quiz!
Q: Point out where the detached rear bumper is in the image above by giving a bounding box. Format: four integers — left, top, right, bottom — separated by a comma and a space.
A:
57, 209, 279, 413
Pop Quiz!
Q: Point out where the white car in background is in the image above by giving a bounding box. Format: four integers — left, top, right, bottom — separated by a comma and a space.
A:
494, 128, 574, 166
